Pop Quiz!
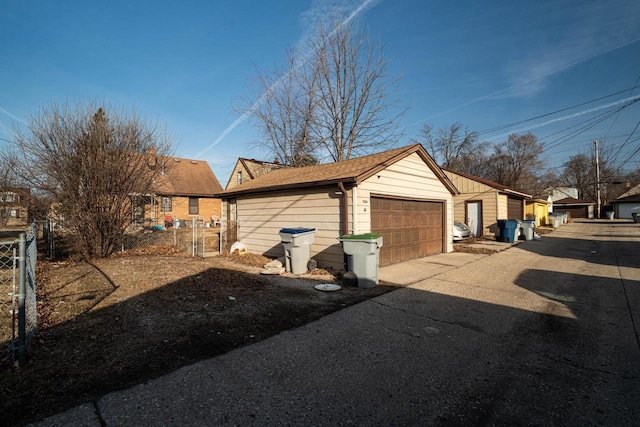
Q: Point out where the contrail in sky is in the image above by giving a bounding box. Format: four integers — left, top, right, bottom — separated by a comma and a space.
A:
0, 107, 26, 141
0, 106, 27, 125
197, 0, 379, 158
408, 35, 640, 128
484, 94, 640, 141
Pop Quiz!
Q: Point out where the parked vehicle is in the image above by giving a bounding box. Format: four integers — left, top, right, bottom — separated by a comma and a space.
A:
453, 222, 471, 241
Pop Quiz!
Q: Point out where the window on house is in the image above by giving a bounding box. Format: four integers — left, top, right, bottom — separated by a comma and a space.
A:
2, 192, 15, 202
189, 197, 199, 215
237, 171, 243, 185
161, 197, 172, 212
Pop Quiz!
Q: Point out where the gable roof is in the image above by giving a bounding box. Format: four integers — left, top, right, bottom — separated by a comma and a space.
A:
218, 144, 457, 197
443, 169, 532, 199
616, 183, 640, 199
238, 158, 286, 179
612, 193, 640, 203
554, 197, 595, 205
153, 156, 222, 197
225, 157, 288, 190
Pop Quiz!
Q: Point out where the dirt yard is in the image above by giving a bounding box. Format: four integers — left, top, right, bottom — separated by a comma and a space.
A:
0, 247, 400, 426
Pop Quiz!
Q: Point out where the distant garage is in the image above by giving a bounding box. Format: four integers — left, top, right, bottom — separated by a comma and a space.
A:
553, 197, 595, 219
371, 197, 444, 266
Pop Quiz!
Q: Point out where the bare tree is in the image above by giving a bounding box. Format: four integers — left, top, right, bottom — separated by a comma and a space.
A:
245, 48, 320, 165
483, 133, 544, 190
0, 151, 21, 227
417, 122, 485, 172
559, 153, 593, 199
559, 140, 628, 202
310, 19, 406, 161
245, 18, 406, 164
13, 100, 172, 258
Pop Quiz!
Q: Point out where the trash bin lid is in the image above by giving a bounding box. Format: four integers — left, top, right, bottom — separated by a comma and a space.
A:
339, 232, 381, 240
279, 227, 316, 234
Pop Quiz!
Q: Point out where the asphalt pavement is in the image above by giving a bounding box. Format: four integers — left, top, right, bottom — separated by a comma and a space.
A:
33, 220, 640, 426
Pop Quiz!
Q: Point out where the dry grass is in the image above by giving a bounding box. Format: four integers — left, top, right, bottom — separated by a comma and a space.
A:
0, 246, 397, 426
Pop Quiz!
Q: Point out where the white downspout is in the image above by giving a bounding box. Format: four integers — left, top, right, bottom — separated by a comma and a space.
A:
352, 186, 358, 235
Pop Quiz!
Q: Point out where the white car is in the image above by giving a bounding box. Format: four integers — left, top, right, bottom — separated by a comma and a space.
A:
453, 222, 471, 241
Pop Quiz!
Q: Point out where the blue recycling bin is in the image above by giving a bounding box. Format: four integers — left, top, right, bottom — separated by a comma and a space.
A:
497, 219, 518, 243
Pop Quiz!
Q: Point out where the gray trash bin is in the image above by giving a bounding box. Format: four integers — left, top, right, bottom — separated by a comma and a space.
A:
549, 213, 561, 229
521, 220, 535, 241
338, 232, 383, 288
515, 219, 523, 240
279, 228, 316, 274
560, 212, 568, 224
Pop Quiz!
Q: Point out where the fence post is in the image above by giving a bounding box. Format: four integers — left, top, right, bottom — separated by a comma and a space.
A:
17, 233, 26, 366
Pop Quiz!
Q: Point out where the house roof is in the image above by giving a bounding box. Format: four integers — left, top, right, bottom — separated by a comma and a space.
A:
218, 144, 457, 197
616, 183, 640, 199
238, 158, 287, 180
554, 197, 595, 205
526, 197, 551, 204
611, 193, 640, 203
153, 157, 222, 197
443, 169, 532, 199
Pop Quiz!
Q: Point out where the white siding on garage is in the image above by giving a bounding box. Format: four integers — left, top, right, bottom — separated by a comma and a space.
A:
616, 202, 640, 219
234, 186, 345, 271
358, 153, 454, 253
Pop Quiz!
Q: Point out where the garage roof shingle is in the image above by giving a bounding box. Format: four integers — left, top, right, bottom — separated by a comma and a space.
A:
218, 144, 457, 197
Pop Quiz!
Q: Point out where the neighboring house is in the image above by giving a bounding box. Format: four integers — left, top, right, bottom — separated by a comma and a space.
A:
610, 185, 640, 219
0, 187, 30, 228
616, 183, 640, 199
552, 197, 595, 219
525, 196, 552, 226
136, 155, 223, 227
547, 187, 579, 202
225, 158, 287, 191
442, 170, 531, 237
218, 144, 458, 271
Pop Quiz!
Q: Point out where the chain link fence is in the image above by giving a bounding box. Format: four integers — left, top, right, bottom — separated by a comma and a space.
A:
1, 222, 38, 368
220, 220, 238, 253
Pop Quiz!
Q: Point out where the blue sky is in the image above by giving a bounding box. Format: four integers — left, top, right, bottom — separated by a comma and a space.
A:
2, 0, 639, 187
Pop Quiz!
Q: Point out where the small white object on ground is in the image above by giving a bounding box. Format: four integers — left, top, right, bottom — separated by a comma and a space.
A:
314, 284, 342, 292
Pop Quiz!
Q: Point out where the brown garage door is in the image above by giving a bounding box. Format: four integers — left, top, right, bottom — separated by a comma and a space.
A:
557, 207, 586, 219
370, 197, 443, 266
507, 196, 524, 219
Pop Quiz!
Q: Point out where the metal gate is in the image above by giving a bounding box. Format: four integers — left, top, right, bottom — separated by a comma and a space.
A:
192, 217, 205, 258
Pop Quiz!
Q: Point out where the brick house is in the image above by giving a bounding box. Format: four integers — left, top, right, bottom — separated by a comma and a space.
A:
0, 187, 30, 229
136, 156, 223, 227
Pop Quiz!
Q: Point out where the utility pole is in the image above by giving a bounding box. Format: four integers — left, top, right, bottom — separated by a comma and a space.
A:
594, 139, 601, 219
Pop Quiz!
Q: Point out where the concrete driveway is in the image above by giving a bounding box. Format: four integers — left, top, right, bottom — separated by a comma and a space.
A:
34, 220, 640, 426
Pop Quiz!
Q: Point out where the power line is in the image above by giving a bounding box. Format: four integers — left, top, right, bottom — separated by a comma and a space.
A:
476, 85, 640, 137
613, 119, 640, 171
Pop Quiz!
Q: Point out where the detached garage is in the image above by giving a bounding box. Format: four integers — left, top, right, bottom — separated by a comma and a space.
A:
218, 144, 458, 271
553, 197, 595, 219
611, 194, 640, 219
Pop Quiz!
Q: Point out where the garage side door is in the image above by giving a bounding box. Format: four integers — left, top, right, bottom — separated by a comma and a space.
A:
370, 197, 443, 266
